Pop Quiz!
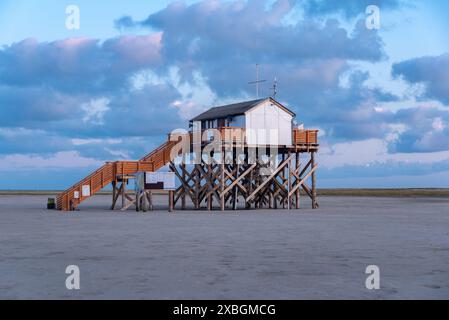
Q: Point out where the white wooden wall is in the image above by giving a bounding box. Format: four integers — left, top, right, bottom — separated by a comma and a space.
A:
245, 101, 293, 145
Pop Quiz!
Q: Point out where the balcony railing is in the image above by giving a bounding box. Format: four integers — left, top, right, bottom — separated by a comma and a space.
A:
184, 127, 318, 146
292, 129, 319, 145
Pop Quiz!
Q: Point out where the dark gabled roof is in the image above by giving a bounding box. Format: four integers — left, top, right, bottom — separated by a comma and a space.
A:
190, 98, 265, 122
190, 97, 295, 122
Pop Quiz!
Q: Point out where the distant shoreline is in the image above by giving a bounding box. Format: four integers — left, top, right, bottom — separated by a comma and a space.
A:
1, 189, 449, 197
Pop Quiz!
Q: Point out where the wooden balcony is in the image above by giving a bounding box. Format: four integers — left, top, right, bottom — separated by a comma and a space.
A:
185, 127, 318, 147
293, 129, 319, 145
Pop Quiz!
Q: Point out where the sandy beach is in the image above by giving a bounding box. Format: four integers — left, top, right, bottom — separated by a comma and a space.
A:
0, 194, 448, 299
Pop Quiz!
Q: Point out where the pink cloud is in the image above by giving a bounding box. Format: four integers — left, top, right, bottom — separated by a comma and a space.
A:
103, 33, 162, 71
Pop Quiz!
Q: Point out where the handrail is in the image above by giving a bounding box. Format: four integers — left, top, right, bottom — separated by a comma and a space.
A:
293, 129, 319, 145
57, 140, 179, 210
189, 127, 318, 145
140, 141, 170, 161
61, 162, 112, 194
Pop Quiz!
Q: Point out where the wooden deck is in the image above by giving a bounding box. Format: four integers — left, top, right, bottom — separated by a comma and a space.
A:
189, 127, 319, 151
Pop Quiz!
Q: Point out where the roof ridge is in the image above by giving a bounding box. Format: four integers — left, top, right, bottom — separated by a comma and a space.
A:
189, 97, 291, 122
211, 97, 266, 109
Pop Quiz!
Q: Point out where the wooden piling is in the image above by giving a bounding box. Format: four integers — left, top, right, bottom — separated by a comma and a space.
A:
169, 190, 174, 212
311, 151, 317, 209
295, 152, 300, 209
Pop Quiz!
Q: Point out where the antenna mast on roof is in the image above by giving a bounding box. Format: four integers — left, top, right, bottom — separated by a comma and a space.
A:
271, 77, 278, 99
248, 64, 266, 99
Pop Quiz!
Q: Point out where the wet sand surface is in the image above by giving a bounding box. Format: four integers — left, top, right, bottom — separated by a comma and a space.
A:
0, 195, 448, 299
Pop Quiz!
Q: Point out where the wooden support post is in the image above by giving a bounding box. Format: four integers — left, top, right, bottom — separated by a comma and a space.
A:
245, 164, 258, 209
288, 151, 292, 210
243, 147, 250, 209
121, 180, 126, 209
295, 152, 300, 209
220, 152, 225, 211
169, 190, 174, 212
311, 151, 317, 209
207, 193, 212, 210
232, 163, 239, 210
148, 190, 153, 211
256, 149, 261, 209
207, 162, 222, 208
207, 174, 213, 210
273, 189, 278, 209
205, 162, 213, 211
111, 180, 117, 210
141, 190, 147, 212
254, 164, 259, 209
281, 153, 286, 209
273, 155, 278, 209
246, 160, 252, 209
181, 162, 186, 210
195, 164, 201, 209
256, 149, 260, 209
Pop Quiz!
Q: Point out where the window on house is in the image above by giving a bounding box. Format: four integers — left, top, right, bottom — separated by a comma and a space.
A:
217, 118, 225, 128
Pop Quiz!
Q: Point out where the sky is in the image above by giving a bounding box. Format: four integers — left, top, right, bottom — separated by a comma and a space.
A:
0, 0, 449, 189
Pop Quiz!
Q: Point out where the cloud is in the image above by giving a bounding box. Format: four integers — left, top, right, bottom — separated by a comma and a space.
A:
71, 138, 122, 146
114, 16, 136, 31
0, 83, 183, 139
0, 35, 183, 139
320, 138, 449, 170
288, 70, 398, 142
388, 106, 449, 153
0, 35, 161, 94
0, 151, 102, 170
318, 136, 449, 185
392, 53, 449, 104
303, 0, 403, 18
81, 97, 110, 124
0, 85, 83, 126
142, 1, 385, 64
113, 0, 388, 107
0, 126, 170, 162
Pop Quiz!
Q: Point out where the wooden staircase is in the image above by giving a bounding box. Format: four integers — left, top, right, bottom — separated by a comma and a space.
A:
56, 140, 178, 211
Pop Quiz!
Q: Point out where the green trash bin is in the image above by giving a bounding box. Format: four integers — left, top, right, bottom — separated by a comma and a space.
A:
47, 198, 56, 210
